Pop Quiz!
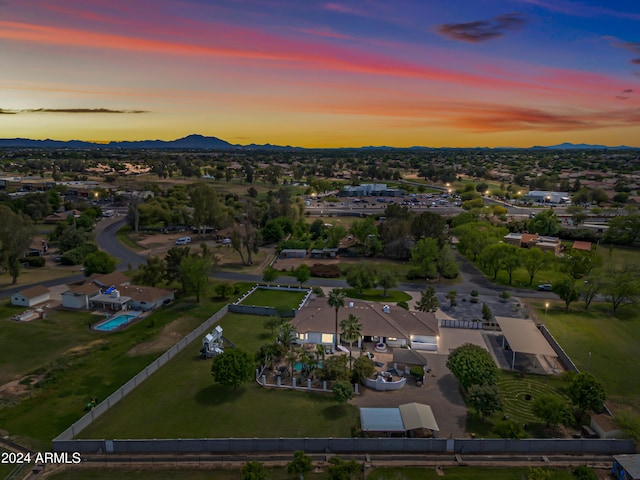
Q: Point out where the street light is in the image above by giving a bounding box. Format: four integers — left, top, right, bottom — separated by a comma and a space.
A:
544, 302, 549, 324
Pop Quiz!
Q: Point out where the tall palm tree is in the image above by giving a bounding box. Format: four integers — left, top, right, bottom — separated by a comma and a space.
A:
277, 321, 295, 352
285, 349, 299, 384
340, 314, 362, 371
327, 288, 346, 348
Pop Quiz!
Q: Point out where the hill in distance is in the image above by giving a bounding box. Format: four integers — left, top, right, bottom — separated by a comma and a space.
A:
0, 135, 636, 150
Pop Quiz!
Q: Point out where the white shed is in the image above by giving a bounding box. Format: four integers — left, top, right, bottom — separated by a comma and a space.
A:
11, 285, 50, 307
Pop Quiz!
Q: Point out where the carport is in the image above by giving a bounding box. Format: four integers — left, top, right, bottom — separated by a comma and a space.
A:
495, 316, 557, 371
399, 402, 439, 437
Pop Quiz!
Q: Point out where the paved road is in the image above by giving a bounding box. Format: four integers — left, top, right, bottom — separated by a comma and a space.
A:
96, 217, 147, 271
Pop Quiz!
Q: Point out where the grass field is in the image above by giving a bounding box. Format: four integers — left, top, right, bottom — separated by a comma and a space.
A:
240, 287, 308, 309
471, 244, 640, 290
0, 266, 79, 290
0, 283, 250, 451
541, 300, 640, 414
80, 312, 359, 439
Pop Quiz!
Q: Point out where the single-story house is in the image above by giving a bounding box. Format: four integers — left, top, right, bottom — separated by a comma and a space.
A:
61, 283, 101, 310
89, 271, 131, 288
292, 298, 438, 350
117, 285, 175, 311
11, 285, 50, 307
572, 240, 592, 252
360, 403, 439, 437
310, 248, 339, 259
279, 249, 307, 259
502, 233, 562, 255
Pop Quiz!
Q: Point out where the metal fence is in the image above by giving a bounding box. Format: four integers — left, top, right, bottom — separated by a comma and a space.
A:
53, 305, 229, 442
53, 437, 635, 455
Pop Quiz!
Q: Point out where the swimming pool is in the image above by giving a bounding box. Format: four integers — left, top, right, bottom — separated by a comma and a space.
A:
94, 312, 140, 332
293, 360, 323, 371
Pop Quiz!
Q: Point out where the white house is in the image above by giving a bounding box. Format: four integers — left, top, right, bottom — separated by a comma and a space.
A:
117, 285, 174, 311
61, 283, 101, 310
11, 285, 50, 307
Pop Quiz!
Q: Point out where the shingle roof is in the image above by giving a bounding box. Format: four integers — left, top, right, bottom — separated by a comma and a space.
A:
118, 285, 173, 303
292, 298, 438, 339
16, 285, 49, 298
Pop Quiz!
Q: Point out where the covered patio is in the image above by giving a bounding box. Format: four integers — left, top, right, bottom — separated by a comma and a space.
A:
495, 316, 558, 373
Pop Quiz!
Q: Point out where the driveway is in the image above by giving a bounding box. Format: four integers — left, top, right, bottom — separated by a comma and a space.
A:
350, 353, 467, 438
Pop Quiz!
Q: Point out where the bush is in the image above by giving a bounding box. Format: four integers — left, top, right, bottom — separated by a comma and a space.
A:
312, 286, 325, 297
572, 466, 598, 480
493, 419, 526, 439
396, 300, 409, 310
309, 263, 341, 278
19, 256, 45, 267
410, 366, 424, 379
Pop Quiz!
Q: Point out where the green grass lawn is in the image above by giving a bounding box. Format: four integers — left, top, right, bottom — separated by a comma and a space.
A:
344, 288, 411, 303
80, 312, 359, 439
0, 266, 80, 289
541, 301, 640, 414
0, 305, 95, 385
240, 287, 308, 309
0, 284, 249, 451
115, 224, 145, 251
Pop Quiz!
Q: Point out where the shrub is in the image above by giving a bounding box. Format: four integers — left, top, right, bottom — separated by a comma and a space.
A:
312, 286, 325, 297
493, 419, 526, 439
410, 366, 424, 379
396, 300, 409, 310
309, 263, 341, 278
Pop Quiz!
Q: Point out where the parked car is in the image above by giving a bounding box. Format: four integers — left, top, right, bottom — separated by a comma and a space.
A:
537, 283, 553, 291
221, 238, 232, 245
175, 236, 191, 245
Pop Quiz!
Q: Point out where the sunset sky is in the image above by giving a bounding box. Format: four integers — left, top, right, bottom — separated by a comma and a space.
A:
1, 0, 639, 147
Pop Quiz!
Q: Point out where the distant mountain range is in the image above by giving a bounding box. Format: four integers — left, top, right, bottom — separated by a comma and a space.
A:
0, 134, 636, 150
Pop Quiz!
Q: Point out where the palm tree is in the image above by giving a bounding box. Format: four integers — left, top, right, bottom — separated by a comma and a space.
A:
340, 314, 362, 371
327, 288, 346, 348
277, 321, 295, 352
285, 349, 299, 383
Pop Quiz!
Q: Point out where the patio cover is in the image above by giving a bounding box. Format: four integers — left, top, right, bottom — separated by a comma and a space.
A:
399, 403, 439, 432
360, 408, 405, 432
495, 316, 557, 357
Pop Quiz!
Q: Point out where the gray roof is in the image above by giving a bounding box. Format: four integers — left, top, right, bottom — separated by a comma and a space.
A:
614, 455, 640, 478
495, 316, 557, 357
360, 408, 405, 432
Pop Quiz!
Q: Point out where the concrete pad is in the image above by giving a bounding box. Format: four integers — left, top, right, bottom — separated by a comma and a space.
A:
437, 328, 487, 355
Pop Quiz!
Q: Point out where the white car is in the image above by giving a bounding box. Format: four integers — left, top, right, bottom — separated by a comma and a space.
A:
221, 238, 232, 245
175, 236, 191, 245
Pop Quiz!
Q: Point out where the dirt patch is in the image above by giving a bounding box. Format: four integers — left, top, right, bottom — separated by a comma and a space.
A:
0, 374, 45, 400
127, 232, 274, 275
127, 320, 186, 357
62, 340, 109, 357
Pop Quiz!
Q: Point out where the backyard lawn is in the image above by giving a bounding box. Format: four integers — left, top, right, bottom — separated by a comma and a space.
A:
541, 300, 640, 415
80, 312, 359, 440
0, 284, 248, 451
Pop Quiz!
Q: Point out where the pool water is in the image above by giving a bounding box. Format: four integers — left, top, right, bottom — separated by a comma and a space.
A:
94, 313, 139, 332
293, 360, 323, 371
